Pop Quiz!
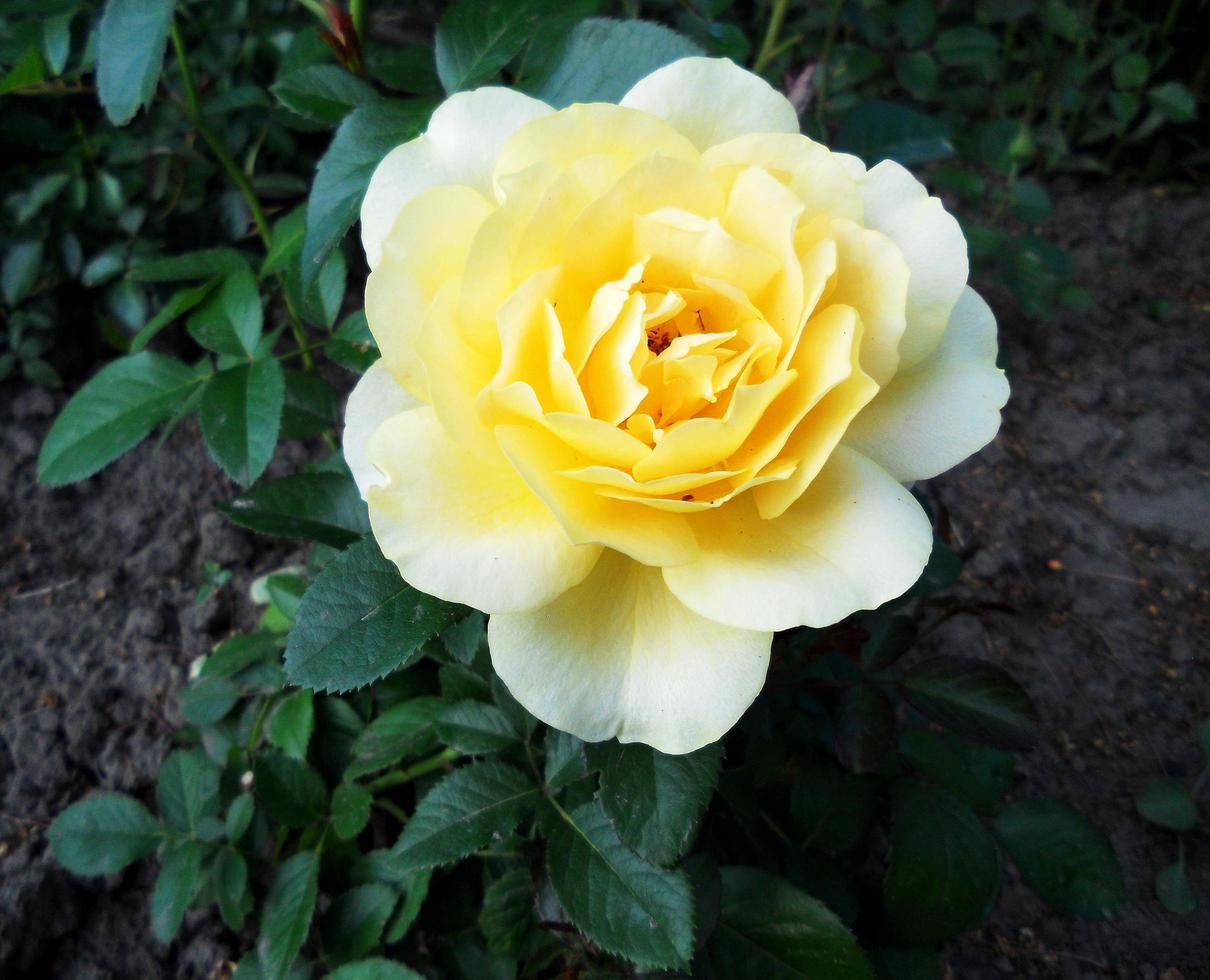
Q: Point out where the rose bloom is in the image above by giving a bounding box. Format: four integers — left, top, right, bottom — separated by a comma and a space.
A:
344, 58, 1008, 754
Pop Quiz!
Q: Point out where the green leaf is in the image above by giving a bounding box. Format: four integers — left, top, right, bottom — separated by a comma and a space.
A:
543, 728, 587, 789
38, 352, 203, 485
199, 358, 285, 486
0, 46, 46, 97
285, 538, 459, 693
392, 762, 539, 870
993, 799, 1123, 920
301, 247, 347, 329
1010, 178, 1052, 222
96, 0, 176, 125
1148, 82, 1197, 123
49, 793, 161, 875
151, 840, 204, 943
302, 99, 431, 291
272, 65, 378, 124
187, 269, 263, 357
895, 51, 937, 99
281, 371, 340, 439
435, 0, 564, 92
226, 792, 255, 843
790, 759, 880, 855
328, 961, 422, 980
156, 748, 221, 834
898, 729, 1014, 816
900, 656, 1038, 751
332, 783, 374, 840
326, 310, 379, 373
479, 868, 535, 956
382, 869, 430, 943
1156, 861, 1196, 915
220, 472, 369, 548
42, 12, 74, 76
835, 682, 896, 774
594, 740, 721, 866
214, 846, 249, 931
834, 101, 954, 166
933, 26, 998, 71
1112, 53, 1149, 90
705, 867, 874, 979
321, 883, 396, 964
269, 689, 315, 760
544, 798, 694, 969
129, 281, 218, 353
180, 675, 240, 725
895, 0, 936, 47
129, 248, 249, 282
3, 241, 43, 305
536, 18, 702, 108
258, 851, 320, 980
345, 697, 445, 779
203, 632, 279, 679
254, 752, 329, 828
1136, 777, 1198, 831
884, 780, 1000, 943
442, 610, 486, 665
435, 700, 520, 754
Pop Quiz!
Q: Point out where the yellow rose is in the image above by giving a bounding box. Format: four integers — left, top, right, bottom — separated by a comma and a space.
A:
344, 58, 1008, 754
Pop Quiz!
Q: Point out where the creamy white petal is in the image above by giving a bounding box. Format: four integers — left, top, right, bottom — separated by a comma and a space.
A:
859, 160, 968, 371
343, 359, 421, 497
364, 406, 600, 613
664, 446, 933, 632
843, 286, 1008, 482
620, 56, 800, 151
489, 549, 771, 754
360, 88, 552, 268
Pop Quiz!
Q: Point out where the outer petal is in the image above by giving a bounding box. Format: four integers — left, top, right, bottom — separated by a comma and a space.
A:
360, 88, 551, 268
364, 406, 600, 613
664, 446, 933, 632
858, 160, 968, 371
843, 286, 1009, 482
489, 549, 771, 754
620, 56, 800, 151
343, 359, 421, 496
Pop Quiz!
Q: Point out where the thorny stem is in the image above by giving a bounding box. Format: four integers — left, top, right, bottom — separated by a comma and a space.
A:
170, 20, 312, 367
753, 0, 790, 75
350, 0, 368, 41
367, 747, 461, 794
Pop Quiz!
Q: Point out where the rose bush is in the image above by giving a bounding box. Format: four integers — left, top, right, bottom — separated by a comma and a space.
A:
345, 56, 1009, 755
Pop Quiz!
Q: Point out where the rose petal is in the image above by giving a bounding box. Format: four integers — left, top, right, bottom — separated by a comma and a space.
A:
859, 160, 968, 371
343, 359, 421, 497
489, 548, 771, 754
361, 87, 551, 268
843, 286, 1009, 482
620, 56, 800, 151
664, 445, 933, 631
364, 406, 600, 613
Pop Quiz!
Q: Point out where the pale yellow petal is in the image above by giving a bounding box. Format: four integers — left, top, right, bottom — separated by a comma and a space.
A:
366, 185, 494, 400
343, 360, 422, 497
664, 447, 932, 631
361, 88, 551, 268
366, 407, 599, 613
489, 549, 771, 754
620, 56, 799, 151
844, 286, 1008, 481
859, 160, 967, 371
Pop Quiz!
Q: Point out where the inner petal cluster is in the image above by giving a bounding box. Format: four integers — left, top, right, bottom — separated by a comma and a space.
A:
372, 104, 913, 563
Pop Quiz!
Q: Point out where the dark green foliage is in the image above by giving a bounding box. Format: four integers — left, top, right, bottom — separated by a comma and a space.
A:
29, 0, 1166, 974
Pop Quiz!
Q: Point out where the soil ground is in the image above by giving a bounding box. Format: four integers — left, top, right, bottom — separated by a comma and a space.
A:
1, 182, 1208, 978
